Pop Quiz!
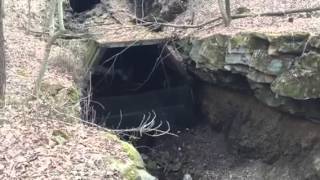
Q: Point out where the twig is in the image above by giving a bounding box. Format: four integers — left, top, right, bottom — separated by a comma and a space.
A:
234, 6, 320, 18
111, 111, 177, 137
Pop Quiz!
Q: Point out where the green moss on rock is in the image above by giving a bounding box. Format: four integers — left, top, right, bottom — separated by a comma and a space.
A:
255, 32, 310, 55
121, 141, 145, 168
229, 33, 268, 53
104, 133, 156, 180
271, 69, 320, 99
297, 52, 320, 71
309, 35, 320, 49
250, 50, 294, 75
189, 35, 228, 70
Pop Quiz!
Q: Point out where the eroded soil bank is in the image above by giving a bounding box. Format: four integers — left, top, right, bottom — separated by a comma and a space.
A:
141, 124, 267, 180
139, 83, 320, 180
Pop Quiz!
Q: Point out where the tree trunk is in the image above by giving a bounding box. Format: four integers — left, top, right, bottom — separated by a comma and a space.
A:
218, 0, 231, 26
0, 0, 5, 106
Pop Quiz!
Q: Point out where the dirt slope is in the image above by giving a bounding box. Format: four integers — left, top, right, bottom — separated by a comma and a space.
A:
1, 1, 129, 179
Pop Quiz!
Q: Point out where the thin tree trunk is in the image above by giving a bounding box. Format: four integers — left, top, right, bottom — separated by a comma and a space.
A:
34, 0, 66, 97
0, 0, 5, 106
34, 31, 63, 97
225, 0, 231, 20
218, 0, 231, 26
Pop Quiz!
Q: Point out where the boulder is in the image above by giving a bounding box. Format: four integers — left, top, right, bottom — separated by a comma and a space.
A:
271, 52, 320, 100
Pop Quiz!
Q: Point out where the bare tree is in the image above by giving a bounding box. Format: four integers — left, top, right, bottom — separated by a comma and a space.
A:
0, 0, 5, 106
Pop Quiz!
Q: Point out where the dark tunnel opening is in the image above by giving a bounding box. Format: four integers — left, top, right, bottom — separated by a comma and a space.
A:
85, 44, 196, 131
69, 0, 101, 13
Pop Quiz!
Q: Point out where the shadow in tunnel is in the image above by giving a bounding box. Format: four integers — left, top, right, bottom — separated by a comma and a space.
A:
84, 44, 196, 131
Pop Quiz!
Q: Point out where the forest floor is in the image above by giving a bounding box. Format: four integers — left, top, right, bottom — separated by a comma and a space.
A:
175, 0, 320, 37
71, 0, 320, 44
0, 1, 129, 179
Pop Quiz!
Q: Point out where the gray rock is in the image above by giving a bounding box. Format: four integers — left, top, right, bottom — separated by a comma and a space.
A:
178, 32, 320, 119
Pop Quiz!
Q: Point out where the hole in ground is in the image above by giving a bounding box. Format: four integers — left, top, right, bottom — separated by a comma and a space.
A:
69, 0, 101, 13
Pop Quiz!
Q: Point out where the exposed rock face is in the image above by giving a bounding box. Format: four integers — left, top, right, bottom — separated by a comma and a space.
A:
271, 52, 320, 100
198, 84, 320, 179
179, 32, 320, 120
180, 33, 320, 178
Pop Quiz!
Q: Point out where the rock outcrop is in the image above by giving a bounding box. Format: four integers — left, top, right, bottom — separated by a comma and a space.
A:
180, 32, 320, 179
178, 32, 320, 120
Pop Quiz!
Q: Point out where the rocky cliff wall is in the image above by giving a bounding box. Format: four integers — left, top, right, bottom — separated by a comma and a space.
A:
178, 32, 320, 120
177, 32, 320, 179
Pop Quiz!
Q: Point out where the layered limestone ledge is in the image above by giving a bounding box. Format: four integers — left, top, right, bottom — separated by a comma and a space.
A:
178, 32, 320, 120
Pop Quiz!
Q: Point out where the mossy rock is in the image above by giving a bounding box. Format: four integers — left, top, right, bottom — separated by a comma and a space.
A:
175, 38, 193, 57
229, 33, 268, 53
296, 52, 320, 71
255, 32, 310, 55
189, 35, 228, 70
104, 133, 157, 180
250, 50, 294, 76
271, 51, 320, 99
246, 69, 276, 83
225, 53, 251, 66
309, 35, 320, 49
271, 69, 320, 99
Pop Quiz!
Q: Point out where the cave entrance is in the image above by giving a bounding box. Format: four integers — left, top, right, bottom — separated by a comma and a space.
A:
69, 0, 101, 13
85, 42, 195, 131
